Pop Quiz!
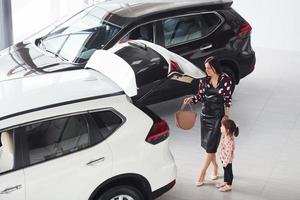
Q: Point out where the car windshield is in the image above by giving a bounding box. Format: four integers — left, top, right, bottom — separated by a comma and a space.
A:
39, 6, 121, 63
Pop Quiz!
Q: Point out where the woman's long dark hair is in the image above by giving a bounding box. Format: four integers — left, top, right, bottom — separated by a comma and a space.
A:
204, 56, 222, 75
222, 119, 239, 137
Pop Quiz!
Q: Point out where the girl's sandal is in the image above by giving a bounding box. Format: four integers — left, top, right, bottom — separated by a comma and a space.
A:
219, 185, 232, 192
216, 182, 227, 188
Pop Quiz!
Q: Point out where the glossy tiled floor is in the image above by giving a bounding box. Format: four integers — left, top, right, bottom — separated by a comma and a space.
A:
149, 48, 300, 200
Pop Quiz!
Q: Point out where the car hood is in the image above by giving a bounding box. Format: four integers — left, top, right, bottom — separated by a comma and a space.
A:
0, 41, 80, 82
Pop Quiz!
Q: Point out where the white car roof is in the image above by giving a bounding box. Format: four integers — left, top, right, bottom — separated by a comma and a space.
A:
0, 69, 124, 120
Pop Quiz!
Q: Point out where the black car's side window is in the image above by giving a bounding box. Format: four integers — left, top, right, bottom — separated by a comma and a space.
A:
89, 110, 123, 140
121, 23, 154, 43
23, 115, 90, 165
163, 13, 221, 47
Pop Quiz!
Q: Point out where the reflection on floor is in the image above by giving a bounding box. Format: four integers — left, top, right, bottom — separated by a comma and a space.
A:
149, 48, 300, 200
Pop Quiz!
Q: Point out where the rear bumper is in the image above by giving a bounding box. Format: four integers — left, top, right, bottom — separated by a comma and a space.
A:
152, 179, 176, 199
142, 140, 177, 199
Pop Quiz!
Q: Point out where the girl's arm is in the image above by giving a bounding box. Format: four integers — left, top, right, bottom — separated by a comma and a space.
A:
222, 139, 234, 167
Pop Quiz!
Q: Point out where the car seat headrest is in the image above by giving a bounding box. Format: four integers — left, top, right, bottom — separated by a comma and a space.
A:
1, 131, 13, 154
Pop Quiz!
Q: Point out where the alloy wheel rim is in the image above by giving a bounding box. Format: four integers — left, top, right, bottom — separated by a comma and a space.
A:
110, 194, 134, 200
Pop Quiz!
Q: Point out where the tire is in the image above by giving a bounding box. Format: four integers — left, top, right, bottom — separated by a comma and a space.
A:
97, 185, 144, 200
222, 67, 236, 93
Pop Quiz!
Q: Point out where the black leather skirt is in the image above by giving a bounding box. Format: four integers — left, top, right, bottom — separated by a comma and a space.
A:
200, 113, 222, 153
200, 93, 225, 153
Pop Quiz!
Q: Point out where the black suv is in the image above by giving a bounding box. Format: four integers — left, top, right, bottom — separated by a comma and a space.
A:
0, 0, 255, 100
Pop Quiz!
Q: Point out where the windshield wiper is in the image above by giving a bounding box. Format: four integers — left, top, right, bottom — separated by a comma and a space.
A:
44, 49, 68, 62
39, 39, 68, 61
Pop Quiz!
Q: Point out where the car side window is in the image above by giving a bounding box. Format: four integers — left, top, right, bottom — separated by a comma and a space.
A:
89, 110, 123, 139
120, 23, 154, 43
23, 114, 90, 165
163, 13, 221, 47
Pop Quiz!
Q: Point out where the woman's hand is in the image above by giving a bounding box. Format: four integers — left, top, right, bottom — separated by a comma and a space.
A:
184, 97, 194, 105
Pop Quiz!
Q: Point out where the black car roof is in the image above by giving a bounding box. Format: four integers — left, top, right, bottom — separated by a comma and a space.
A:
96, 0, 233, 26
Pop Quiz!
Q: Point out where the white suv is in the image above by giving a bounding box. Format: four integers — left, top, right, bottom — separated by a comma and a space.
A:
0, 47, 178, 200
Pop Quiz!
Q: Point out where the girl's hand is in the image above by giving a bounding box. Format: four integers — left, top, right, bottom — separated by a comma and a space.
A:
184, 97, 194, 105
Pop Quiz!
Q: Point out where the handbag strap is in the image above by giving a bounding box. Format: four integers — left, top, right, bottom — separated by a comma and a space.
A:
181, 102, 193, 111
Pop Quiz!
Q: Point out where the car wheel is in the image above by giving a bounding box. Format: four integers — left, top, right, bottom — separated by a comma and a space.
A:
222, 67, 236, 93
97, 185, 144, 200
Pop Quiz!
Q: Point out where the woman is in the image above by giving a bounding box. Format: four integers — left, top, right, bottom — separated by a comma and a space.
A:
184, 56, 233, 186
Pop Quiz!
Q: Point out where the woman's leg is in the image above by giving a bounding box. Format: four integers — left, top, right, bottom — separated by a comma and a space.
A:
211, 153, 218, 177
198, 153, 214, 182
216, 166, 227, 188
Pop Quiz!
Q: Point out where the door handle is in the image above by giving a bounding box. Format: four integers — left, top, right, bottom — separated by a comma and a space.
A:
199, 44, 213, 51
0, 185, 22, 194
86, 157, 105, 166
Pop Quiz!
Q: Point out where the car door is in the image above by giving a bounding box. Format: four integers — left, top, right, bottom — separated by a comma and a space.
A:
0, 171, 25, 200
160, 12, 223, 70
18, 112, 113, 200
0, 131, 25, 200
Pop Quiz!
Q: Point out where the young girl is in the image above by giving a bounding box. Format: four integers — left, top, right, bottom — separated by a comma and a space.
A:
216, 119, 239, 192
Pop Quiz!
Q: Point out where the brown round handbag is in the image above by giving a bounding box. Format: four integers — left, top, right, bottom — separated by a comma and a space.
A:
175, 103, 197, 130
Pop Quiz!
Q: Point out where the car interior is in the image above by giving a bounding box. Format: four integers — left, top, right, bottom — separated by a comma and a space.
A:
26, 116, 89, 164
0, 131, 14, 173
128, 24, 154, 42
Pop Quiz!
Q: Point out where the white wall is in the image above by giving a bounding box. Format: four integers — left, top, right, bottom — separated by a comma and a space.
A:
11, 0, 88, 43
232, 0, 300, 52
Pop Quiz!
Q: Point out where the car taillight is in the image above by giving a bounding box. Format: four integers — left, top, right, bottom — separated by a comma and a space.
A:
145, 120, 169, 145
169, 60, 182, 74
238, 22, 252, 36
